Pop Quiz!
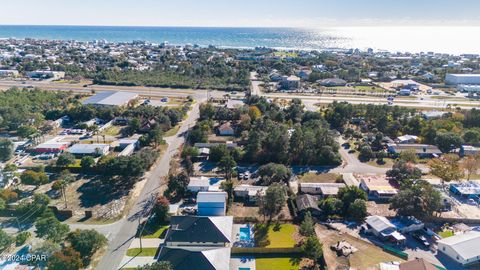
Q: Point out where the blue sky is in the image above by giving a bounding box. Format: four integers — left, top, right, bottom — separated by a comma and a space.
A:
2, 0, 480, 27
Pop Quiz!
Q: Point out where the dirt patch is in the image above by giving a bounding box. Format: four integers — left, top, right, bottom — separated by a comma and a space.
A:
299, 173, 342, 184
316, 224, 405, 270
367, 201, 397, 217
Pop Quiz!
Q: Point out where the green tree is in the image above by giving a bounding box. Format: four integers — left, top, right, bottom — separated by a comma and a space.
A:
429, 154, 465, 190
80, 156, 95, 171
386, 161, 422, 185
20, 170, 49, 186
0, 138, 14, 161
165, 172, 190, 200
301, 236, 323, 261
48, 247, 83, 270
258, 163, 292, 185
258, 183, 286, 220
358, 145, 374, 162
209, 144, 229, 162
0, 198, 5, 211
66, 229, 107, 259
435, 132, 464, 153
35, 211, 70, 243
390, 180, 442, 219
318, 197, 343, 218
152, 196, 170, 223
0, 229, 13, 253
15, 231, 31, 246
337, 186, 367, 215
399, 148, 418, 163
56, 152, 76, 167
300, 211, 315, 237
347, 199, 367, 221
219, 154, 236, 180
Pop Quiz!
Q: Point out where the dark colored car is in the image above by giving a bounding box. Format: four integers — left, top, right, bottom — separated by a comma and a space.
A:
412, 233, 430, 248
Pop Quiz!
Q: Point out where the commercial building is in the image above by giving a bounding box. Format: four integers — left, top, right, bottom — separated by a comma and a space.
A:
387, 143, 442, 158
437, 231, 480, 266
67, 143, 110, 157
279, 75, 300, 90
197, 192, 227, 216
34, 139, 70, 153
82, 91, 139, 107
26, 70, 65, 80
445, 74, 480, 85
0, 69, 19, 77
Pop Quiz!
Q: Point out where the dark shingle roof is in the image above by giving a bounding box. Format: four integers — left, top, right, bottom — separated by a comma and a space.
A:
158, 247, 215, 270
164, 216, 230, 243
296, 194, 320, 212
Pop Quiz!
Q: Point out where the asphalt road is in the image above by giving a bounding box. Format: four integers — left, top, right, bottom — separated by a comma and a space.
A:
95, 92, 206, 270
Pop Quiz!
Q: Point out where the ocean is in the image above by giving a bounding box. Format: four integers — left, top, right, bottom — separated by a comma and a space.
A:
0, 25, 479, 55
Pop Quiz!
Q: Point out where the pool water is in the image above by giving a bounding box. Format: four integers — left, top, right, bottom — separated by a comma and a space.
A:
239, 268, 250, 270
239, 227, 251, 241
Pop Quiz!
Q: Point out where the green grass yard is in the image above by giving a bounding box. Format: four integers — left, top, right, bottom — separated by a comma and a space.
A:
256, 258, 299, 270
126, 248, 158, 257
141, 225, 169, 239
266, 224, 296, 248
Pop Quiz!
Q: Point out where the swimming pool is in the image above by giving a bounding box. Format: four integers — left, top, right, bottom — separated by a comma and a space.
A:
239, 268, 250, 270
239, 227, 251, 241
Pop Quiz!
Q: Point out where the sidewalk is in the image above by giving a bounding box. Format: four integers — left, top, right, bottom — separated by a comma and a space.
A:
129, 238, 164, 249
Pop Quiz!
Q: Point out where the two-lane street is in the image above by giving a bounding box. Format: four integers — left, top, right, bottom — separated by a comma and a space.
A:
96, 91, 206, 270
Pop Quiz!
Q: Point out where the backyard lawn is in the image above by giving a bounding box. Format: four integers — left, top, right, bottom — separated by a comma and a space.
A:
266, 224, 296, 248
256, 258, 299, 270
439, 230, 454, 238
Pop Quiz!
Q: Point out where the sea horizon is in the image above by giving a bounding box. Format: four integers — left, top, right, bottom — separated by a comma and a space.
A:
1, 25, 480, 55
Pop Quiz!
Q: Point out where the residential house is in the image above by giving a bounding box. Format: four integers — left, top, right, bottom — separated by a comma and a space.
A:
395, 135, 419, 144
157, 247, 230, 270
390, 216, 424, 234
359, 174, 399, 200
164, 216, 233, 249
437, 231, 480, 266
233, 184, 267, 204
217, 122, 234, 136
225, 99, 245, 110
299, 183, 345, 197
460, 145, 480, 157
450, 182, 480, 199
194, 142, 238, 149
188, 176, 224, 193
365, 215, 406, 244
197, 192, 227, 216
296, 194, 322, 217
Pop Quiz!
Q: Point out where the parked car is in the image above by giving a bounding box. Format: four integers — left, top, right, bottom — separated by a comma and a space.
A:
412, 233, 430, 248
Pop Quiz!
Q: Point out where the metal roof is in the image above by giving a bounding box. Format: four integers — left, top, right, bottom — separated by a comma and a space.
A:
82, 91, 138, 106
438, 231, 480, 260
